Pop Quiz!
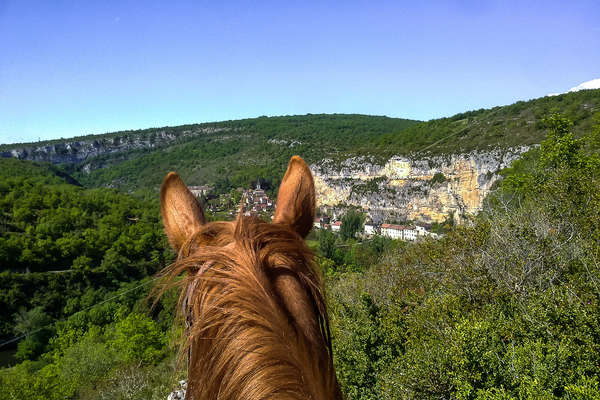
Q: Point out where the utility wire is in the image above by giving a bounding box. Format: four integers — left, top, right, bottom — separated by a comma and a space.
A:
412, 127, 468, 155
2, 126, 467, 350
0, 275, 162, 349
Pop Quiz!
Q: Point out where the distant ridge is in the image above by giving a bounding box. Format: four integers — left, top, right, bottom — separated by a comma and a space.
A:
1, 89, 599, 194
0, 113, 418, 150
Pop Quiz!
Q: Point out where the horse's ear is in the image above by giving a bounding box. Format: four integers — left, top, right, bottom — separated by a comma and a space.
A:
160, 172, 205, 251
273, 156, 315, 238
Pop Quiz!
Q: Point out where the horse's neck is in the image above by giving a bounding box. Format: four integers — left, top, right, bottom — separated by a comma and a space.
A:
184, 260, 339, 400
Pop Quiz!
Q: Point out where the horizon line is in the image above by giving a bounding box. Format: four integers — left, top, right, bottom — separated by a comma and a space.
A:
2, 88, 599, 147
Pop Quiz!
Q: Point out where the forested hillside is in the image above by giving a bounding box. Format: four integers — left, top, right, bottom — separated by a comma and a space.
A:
0, 106, 599, 398
326, 114, 600, 399
70, 90, 600, 194
68, 114, 419, 194
1, 113, 599, 399
2, 90, 599, 196
0, 159, 173, 352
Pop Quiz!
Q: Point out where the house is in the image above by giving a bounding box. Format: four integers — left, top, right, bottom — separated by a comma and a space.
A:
381, 223, 404, 239
380, 223, 420, 241
188, 185, 213, 197
415, 225, 440, 239
331, 221, 342, 232
364, 223, 376, 236
243, 181, 275, 214
313, 218, 321, 229
403, 226, 418, 241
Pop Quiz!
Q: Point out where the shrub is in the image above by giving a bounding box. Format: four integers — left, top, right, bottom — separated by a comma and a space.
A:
109, 313, 165, 365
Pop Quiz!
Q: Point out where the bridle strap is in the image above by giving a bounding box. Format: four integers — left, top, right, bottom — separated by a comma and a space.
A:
183, 278, 198, 400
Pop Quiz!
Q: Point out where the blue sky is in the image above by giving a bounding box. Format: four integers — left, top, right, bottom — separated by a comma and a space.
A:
1, 0, 599, 144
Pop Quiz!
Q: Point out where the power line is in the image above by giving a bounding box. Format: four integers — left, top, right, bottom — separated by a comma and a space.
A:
1, 124, 468, 350
0, 275, 162, 349
412, 127, 468, 155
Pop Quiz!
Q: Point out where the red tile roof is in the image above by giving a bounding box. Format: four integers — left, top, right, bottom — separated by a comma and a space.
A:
381, 224, 404, 230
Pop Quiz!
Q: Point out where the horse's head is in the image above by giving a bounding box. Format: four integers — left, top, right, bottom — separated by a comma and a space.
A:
159, 156, 340, 400
160, 155, 315, 251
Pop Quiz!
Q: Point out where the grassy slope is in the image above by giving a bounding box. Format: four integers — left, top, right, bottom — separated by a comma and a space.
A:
0, 158, 68, 184
370, 89, 600, 156
72, 114, 420, 192
4, 90, 600, 193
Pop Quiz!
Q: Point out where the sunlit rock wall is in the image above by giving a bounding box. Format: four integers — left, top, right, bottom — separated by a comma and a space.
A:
311, 147, 531, 224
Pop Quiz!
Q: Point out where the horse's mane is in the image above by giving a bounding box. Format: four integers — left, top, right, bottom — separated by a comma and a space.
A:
160, 215, 342, 400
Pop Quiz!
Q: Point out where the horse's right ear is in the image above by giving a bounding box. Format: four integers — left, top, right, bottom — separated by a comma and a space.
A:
273, 156, 315, 238
160, 172, 205, 251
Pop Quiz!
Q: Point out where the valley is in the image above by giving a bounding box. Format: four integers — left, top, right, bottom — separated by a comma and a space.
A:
2, 89, 599, 226
1, 90, 600, 399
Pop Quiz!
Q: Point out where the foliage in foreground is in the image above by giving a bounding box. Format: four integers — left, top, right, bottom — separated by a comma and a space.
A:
0, 279, 185, 400
0, 158, 171, 345
1, 112, 599, 399
326, 113, 600, 399
0, 159, 183, 399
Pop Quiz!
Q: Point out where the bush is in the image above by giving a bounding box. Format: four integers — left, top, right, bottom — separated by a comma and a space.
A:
324, 113, 600, 399
430, 172, 447, 185
109, 313, 165, 365
56, 334, 117, 396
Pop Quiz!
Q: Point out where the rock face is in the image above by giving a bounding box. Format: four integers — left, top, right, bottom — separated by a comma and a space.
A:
0, 127, 230, 168
3, 125, 531, 225
311, 147, 531, 224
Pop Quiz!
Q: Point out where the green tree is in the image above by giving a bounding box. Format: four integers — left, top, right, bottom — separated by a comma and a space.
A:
318, 229, 337, 260
340, 210, 364, 241
109, 313, 165, 365
539, 112, 582, 170
13, 306, 54, 361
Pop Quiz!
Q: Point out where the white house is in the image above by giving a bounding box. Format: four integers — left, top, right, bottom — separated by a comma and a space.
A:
380, 223, 419, 241
331, 221, 342, 232
403, 226, 418, 241
313, 218, 321, 229
381, 223, 403, 239
364, 224, 376, 236
416, 225, 428, 236
188, 185, 213, 197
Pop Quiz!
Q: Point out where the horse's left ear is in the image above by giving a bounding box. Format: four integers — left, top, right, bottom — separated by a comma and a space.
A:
273, 156, 315, 238
160, 172, 206, 251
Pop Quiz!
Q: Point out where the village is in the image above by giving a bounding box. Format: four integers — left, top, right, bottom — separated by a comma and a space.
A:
189, 182, 439, 241
312, 215, 440, 240
188, 182, 275, 216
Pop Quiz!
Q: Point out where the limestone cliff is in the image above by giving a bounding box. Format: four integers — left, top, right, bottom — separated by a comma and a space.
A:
311, 147, 531, 224
0, 127, 230, 168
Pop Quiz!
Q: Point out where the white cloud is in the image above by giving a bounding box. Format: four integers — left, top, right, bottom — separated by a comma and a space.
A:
567, 78, 600, 92
548, 78, 600, 96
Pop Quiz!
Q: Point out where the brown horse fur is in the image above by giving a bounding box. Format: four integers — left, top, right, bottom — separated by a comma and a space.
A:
159, 156, 343, 400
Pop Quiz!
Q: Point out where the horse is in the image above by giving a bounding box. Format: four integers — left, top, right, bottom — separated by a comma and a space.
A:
159, 156, 343, 400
